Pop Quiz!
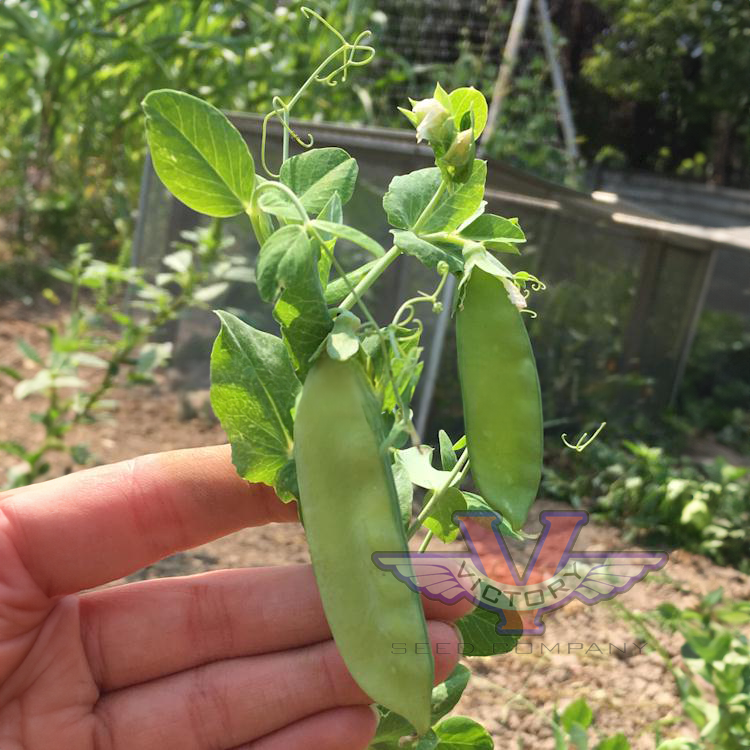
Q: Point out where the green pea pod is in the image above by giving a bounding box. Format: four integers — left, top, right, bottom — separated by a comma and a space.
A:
456, 268, 543, 530
294, 353, 433, 733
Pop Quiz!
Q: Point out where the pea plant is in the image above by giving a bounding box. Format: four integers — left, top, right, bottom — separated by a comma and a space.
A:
142, 9, 544, 747
619, 590, 750, 750
0, 225, 252, 489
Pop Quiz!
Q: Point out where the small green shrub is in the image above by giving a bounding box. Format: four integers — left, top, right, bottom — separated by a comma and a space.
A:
543, 440, 750, 572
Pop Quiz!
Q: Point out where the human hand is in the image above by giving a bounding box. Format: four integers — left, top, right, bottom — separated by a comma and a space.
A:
0, 445, 469, 749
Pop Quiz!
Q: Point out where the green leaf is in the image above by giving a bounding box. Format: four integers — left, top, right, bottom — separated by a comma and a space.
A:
143, 90, 255, 217
438, 430, 457, 471
366, 327, 424, 413
324, 260, 378, 304
310, 220, 384, 257
423, 161, 487, 233
275, 459, 299, 502
568, 724, 589, 750
17, 337, 43, 365
460, 214, 525, 252
430, 664, 471, 723
70, 444, 91, 465
326, 311, 360, 362
561, 698, 594, 731
462, 492, 526, 541
0, 365, 23, 381
371, 665, 471, 747
0, 441, 28, 458
432, 716, 493, 749
456, 607, 519, 657
210, 311, 300, 493
315, 192, 344, 285
448, 87, 488, 138
256, 225, 312, 302
280, 147, 358, 214
423, 487, 466, 542
391, 230, 462, 273
596, 734, 631, 750
383, 168, 441, 230
274, 257, 332, 379
395, 446, 452, 490
392, 456, 414, 529
416, 730, 439, 750
383, 163, 487, 234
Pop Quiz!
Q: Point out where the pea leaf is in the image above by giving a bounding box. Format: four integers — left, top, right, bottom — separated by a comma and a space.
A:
256, 225, 312, 302
438, 430, 457, 471
423, 487, 466, 542
143, 90, 255, 217
448, 87, 488, 138
210, 311, 300, 495
431, 664, 471, 722
366, 327, 424, 413
383, 168, 441, 230
462, 492, 526, 541
391, 230, 462, 273
324, 259, 378, 304
267, 224, 332, 378
314, 191, 343, 285
432, 716, 494, 749
392, 456, 414, 528
456, 607, 519, 657
416, 731, 439, 750
280, 147, 358, 213
383, 163, 487, 234
395, 445, 451, 490
326, 311, 360, 362
460, 213, 525, 253
370, 665, 471, 747
311, 220, 384, 257
274, 268, 332, 379
423, 160, 487, 233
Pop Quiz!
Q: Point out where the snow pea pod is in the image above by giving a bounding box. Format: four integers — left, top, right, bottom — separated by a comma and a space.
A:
293, 353, 433, 733
456, 268, 543, 530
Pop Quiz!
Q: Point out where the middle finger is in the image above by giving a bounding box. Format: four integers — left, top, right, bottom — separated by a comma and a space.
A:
80, 564, 472, 691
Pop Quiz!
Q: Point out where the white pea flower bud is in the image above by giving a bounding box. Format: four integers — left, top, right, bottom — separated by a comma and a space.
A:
502, 278, 527, 311
412, 98, 450, 143
442, 127, 474, 167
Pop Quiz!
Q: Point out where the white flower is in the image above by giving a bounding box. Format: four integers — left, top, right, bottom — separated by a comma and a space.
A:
412, 98, 450, 143
502, 278, 527, 310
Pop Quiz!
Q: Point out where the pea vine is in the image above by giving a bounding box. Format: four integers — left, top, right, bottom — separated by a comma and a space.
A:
142, 9, 545, 748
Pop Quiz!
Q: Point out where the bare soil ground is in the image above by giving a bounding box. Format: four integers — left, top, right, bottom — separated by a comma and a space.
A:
2, 301, 749, 749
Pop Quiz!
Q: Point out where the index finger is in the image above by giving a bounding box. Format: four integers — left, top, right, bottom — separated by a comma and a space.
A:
0, 444, 298, 597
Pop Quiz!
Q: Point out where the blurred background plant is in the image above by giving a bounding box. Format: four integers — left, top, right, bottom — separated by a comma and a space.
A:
0, 221, 252, 488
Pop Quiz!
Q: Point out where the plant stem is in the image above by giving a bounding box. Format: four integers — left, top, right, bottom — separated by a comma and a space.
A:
418, 530, 434, 553
407, 449, 469, 540
340, 245, 401, 310
412, 181, 447, 234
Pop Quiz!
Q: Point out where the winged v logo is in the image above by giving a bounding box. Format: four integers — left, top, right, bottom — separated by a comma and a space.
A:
373, 511, 668, 635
